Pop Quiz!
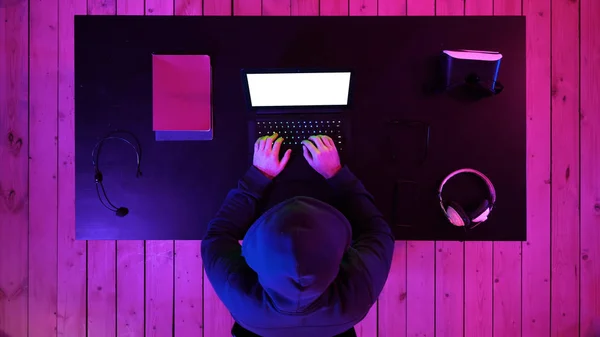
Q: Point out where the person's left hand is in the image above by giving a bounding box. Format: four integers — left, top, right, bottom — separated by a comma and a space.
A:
253, 132, 292, 179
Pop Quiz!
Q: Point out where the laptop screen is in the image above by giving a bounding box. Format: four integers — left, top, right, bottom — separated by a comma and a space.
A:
245, 71, 351, 107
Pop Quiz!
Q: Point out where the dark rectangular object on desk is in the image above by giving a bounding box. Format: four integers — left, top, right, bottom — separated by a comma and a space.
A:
242, 68, 354, 160
74, 15, 526, 241
441, 50, 503, 92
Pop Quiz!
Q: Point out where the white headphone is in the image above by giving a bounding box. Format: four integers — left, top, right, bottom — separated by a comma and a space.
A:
438, 168, 496, 229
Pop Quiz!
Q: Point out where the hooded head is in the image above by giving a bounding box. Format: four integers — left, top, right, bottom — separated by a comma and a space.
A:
242, 196, 352, 313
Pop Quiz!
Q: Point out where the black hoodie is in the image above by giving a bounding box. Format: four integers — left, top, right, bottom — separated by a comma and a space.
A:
201, 165, 395, 337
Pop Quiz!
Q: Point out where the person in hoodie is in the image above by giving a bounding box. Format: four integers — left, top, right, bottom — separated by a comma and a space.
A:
201, 132, 395, 337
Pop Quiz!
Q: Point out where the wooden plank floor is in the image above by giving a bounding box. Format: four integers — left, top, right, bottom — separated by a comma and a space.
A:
1, 0, 599, 336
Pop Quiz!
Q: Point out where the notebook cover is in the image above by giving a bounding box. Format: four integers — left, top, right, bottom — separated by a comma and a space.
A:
152, 54, 212, 132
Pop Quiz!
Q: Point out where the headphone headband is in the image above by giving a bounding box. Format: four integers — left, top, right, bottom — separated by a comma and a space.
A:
438, 168, 496, 215
92, 130, 142, 217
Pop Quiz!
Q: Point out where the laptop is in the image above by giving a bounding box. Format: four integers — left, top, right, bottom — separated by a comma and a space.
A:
242, 68, 354, 161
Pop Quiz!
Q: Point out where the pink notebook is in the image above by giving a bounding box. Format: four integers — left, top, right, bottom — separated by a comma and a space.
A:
152, 55, 212, 132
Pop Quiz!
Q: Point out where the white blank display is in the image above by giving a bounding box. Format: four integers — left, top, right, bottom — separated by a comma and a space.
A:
246, 72, 351, 107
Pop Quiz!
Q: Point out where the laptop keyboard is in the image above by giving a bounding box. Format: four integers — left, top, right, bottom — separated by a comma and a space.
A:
255, 119, 345, 151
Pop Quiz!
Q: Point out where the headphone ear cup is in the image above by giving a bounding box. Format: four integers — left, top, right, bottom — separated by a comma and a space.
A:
470, 199, 490, 223
446, 201, 470, 227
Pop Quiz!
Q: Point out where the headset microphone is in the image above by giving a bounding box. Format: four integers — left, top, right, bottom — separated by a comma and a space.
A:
92, 130, 142, 217
115, 207, 129, 217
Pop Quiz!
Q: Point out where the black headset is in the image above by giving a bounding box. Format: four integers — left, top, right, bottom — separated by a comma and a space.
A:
92, 130, 142, 217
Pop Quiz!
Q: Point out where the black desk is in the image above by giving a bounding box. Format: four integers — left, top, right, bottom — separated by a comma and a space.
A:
75, 16, 526, 241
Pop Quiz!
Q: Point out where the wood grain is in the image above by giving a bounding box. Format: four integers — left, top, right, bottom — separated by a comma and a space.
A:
86, 3, 117, 337
492, 243, 522, 337
320, 0, 348, 16
203, 276, 234, 337
88, 241, 117, 337
465, 0, 493, 14
202, 0, 232, 16
146, 0, 174, 14
204, 0, 232, 15
403, 3, 435, 337
234, 1, 261, 14
263, 0, 291, 15
463, 7, 494, 337
406, 1, 434, 14
57, 0, 87, 335
88, 0, 117, 14
377, 0, 407, 337
378, 242, 407, 337
491, 2, 524, 337
354, 307, 377, 337
436, 0, 464, 15
378, 0, 406, 15
113, 1, 145, 337
374, 6, 410, 337
433, 3, 467, 336
580, 0, 600, 336
437, 1, 465, 15
117, 0, 144, 14
375, 8, 408, 337
146, 241, 175, 337
0, 1, 29, 336
406, 242, 435, 337
494, 0, 522, 15
5, 1, 600, 336
291, 0, 318, 15
116, 241, 145, 337
234, 0, 261, 15
29, 0, 59, 334
434, 242, 464, 337
166, 3, 205, 337
175, 0, 203, 15
202, 6, 233, 337
143, 2, 176, 337
347, 3, 376, 336
521, 0, 552, 336
174, 241, 204, 336
551, 0, 580, 336
406, 0, 434, 15
350, 0, 377, 15
464, 240, 493, 336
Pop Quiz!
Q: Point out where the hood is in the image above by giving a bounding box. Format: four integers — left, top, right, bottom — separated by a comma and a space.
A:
242, 196, 352, 313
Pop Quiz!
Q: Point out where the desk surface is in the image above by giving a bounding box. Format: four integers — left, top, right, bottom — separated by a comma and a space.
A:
75, 15, 526, 241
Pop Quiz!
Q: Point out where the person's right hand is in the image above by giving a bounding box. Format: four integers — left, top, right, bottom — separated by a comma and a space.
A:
302, 135, 342, 179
